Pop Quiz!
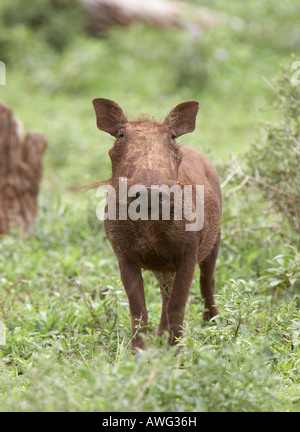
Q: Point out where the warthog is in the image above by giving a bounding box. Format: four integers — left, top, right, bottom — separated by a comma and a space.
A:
92, 98, 222, 351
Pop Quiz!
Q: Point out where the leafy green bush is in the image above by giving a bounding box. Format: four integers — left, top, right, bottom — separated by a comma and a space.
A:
260, 247, 300, 292
220, 70, 300, 250
0, 0, 83, 54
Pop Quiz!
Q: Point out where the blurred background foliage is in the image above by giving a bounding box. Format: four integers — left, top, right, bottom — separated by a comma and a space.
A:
1, 0, 300, 189
1, 0, 299, 249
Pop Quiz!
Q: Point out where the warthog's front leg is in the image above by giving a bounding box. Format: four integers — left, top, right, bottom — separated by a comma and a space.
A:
118, 259, 148, 352
167, 250, 197, 345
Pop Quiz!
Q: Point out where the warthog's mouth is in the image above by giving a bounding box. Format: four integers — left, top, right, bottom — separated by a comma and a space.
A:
93, 177, 205, 232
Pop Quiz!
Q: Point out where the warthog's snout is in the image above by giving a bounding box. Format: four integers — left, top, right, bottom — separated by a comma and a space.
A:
128, 186, 171, 208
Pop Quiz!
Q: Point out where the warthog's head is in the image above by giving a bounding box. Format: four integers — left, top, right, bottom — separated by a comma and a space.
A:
93, 98, 199, 213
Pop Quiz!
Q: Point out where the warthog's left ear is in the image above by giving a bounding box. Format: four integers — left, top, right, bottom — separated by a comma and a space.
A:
92, 98, 128, 137
164, 101, 199, 137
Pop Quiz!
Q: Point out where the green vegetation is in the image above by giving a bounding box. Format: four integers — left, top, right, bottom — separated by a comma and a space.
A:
0, 0, 299, 411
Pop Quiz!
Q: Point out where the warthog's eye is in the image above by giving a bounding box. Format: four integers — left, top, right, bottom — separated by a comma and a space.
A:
171, 133, 177, 140
118, 132, 125, 139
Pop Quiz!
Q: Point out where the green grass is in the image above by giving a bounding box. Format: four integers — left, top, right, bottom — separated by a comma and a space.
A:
0, 0, 300, 412
0, 195, 299, 411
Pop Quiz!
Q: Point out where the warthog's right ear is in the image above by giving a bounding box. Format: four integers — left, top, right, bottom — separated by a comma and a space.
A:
92, 98, 128, 137
164, 101, 199, 137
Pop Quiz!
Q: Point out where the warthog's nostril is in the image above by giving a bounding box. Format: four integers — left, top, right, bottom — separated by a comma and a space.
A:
127, 187, 148, 206
128, 186, 171, 210
148, 187, 170, 208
